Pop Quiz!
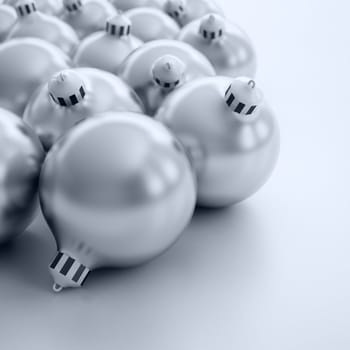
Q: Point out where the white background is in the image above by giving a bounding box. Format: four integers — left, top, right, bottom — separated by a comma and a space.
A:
1, 1, 350, 349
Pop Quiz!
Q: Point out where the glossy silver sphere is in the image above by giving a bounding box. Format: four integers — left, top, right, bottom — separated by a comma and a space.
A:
156, 76, 280, 207
178, 14, 257, 77
74, 14, 142, 73
23, 67, 144, 151
61, 0, 117, 39
110, 0, 165, 11
0, 107, 44, 243
4, 0, 62, 15
40, 112, 196, 291
0, 5, 16, 42
7, 0, 79, 57
119, 39, 216, 115
0, 38, 71, 115
125, 7, 180, 42
164, 0, 222, 27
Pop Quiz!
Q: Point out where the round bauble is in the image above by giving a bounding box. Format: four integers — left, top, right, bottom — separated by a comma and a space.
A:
0, 107, 44, 243
125, 7, 180, 42
0, 5, 16, 42
178, 13, 257, 77
110, 0, 164, 11
40, 112, 196, 291
0, 38, 71, 115
4, 0, 62, 15
119, 39, 215, 115
164, 0, 222, 27
74, 14, 142, 73
155, 76, 280, 207
24, 67, 144, 150
7, 0, 79, 57
61, 0, 117, 39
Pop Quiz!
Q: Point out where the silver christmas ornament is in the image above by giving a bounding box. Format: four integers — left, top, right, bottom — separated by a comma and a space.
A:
155, 76, 280, 207
0, 38, 71, 115
40, 112, 196, 292
110, 0, 165, 11
119, 39, 216, 115
7, 0, 79, 57
125, 7, 180, 42
23, 68, 144, 151
178, 13, 257, 77
74, 14, 142, 73
61, 0, 117, 39
4, 0, 62, 15
164, 0, 222, 27
0, 5, 16, 42
0, 107, 44, 244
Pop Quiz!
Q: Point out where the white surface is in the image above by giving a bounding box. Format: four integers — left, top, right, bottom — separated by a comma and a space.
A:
1, 1, 350, 349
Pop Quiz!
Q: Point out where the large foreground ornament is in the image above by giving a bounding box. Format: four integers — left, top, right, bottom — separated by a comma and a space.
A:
40, 113, 196, 291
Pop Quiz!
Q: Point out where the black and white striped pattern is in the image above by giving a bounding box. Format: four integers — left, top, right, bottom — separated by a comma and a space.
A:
106, 21, 131, 37
200, 28, 223, 40
16, 2, 37, 16
154, 77, 180, 89
49, 85, 86, 107
225, 84, 257, 115
165, 2, 185, 19
65, 0, 82, 12
50, 252, 90, 286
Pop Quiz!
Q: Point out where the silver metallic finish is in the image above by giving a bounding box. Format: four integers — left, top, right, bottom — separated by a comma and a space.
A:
23, 68, 144, 151
6, 1, 79, 57
125, 7, 180, 42
119, 39, 216, 116
0, 5, 16, 42
4, 0, 63, 15
178, 14, 257, 77
164, 0, 222, 27
74, 15, 142, 73
40, 112, 196, 291
155, 76, 280, 207
61, 0, 117, 39
110, 0, 165, 11
0, 38, 71, 116
0, 107, 44, 243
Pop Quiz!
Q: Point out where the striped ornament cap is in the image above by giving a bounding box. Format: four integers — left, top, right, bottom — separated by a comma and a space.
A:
106, 14, 131, 37
63, 0, 83, 12
48, 70, 86, 107
225, 77, 262, 116
199, 14, 225, 41
164, 0, 186, 21
152, 55, 186, 90
16, 0, 37, 17
49, 251, 90, 292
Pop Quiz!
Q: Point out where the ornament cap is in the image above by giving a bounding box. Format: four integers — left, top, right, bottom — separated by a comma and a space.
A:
106, 14, 132, 37
16, 0, 37, 17
63, 0, 83, 12
152, 55, 186, 90
49, 251, 90, 292
225, 77, 263, 116
199, 13, 225, 41
164, 0, 186, 21
48, 70, 86, 107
